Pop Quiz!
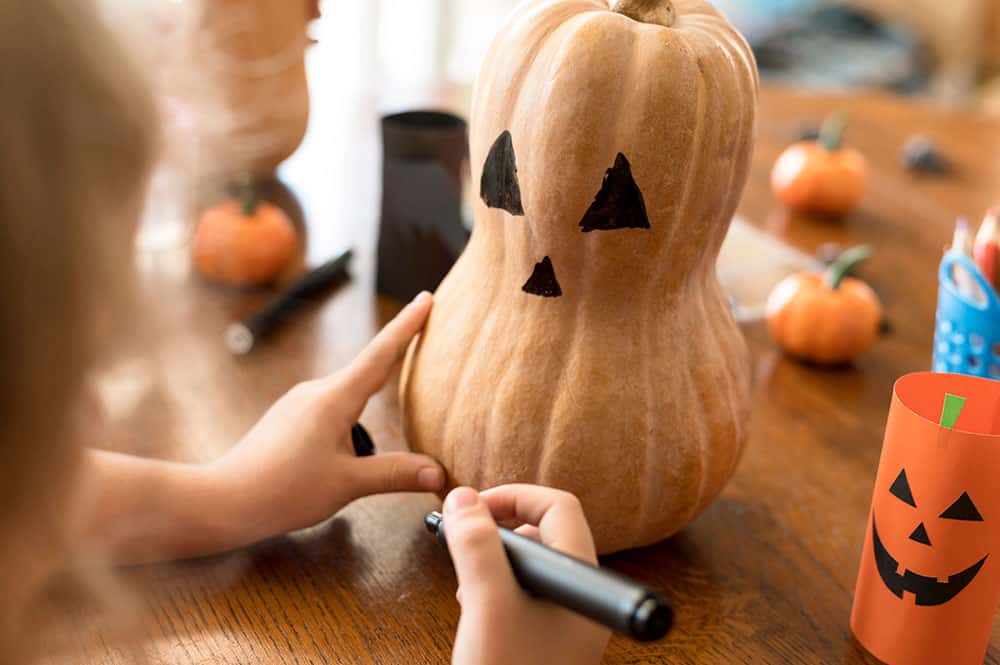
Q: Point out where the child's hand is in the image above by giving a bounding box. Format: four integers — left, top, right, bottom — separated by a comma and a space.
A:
212, 291, 445, 543
445, 485, 611, 665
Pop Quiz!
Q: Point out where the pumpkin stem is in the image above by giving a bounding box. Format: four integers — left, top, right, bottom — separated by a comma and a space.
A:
237, 177, 260, 217
825, 245, 873, 290
818, 111, 848, 152
610, 0, 675, 27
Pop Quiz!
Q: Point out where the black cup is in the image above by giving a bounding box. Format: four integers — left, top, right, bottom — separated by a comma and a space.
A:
377, 111, 470, 302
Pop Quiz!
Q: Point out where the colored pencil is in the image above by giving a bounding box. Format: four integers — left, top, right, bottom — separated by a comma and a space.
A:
974, 209, 999, 293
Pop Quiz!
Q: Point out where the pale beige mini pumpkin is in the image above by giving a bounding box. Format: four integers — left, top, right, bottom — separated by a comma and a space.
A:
401, 0, 758, 554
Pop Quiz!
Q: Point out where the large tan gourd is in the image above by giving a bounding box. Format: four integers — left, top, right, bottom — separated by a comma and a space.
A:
196, 0, 315, 178
401, 0, 758, 554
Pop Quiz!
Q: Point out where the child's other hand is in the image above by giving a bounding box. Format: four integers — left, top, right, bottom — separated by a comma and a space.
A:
213, 291, 444, 543
445, 485, 611, 665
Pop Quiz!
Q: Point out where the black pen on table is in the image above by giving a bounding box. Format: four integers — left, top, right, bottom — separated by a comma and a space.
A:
424, 511, 673, 642
225, 248, 353, 355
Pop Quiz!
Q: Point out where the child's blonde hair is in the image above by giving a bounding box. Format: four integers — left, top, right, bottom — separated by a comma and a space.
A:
0, 0, 157, 661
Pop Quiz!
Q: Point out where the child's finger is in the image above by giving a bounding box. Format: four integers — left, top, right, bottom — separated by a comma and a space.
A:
334, 292, 433, 415
514, 524, 541, 542
480, 484, 597, 563
345, 452, 444, 497
443, 487, 520, 603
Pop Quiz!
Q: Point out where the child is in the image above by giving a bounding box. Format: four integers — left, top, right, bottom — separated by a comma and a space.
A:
0, 2, 609, 664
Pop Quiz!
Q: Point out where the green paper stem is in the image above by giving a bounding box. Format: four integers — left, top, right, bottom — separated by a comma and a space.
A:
824, 245, 873, 290
940, 393, 967, 429
819, 111, 848, 152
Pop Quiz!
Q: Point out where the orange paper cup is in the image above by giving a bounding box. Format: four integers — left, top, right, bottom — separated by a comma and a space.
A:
852, 372, 1000, 665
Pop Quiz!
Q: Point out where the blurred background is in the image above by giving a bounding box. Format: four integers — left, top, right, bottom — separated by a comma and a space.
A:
110, 0, 1000, 322
124, 0, 1000, 213
364, 0, 1000, 108
138, 0, 995, 119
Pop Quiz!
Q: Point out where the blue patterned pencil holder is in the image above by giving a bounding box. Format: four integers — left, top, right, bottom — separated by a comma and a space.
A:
933, 251, 1000, 380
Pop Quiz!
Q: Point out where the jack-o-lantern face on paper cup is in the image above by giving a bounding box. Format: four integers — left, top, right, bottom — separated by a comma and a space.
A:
852, 372, 1000, 665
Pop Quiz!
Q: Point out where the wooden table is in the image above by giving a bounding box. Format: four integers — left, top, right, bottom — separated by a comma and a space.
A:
81, 84, 1000, 664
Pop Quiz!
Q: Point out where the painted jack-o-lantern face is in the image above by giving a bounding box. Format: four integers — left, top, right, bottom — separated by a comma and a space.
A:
481, 131, 651, 298
873, 468, 987, 606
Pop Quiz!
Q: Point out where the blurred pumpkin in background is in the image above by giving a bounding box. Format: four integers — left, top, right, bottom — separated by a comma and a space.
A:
195, 0, 317, 178
766, 245, 883, 365
772, 111, 867, 218
193, 180, 298, 286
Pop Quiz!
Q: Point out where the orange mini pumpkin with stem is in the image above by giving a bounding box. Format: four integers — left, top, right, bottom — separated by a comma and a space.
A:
772, 112, 867, 218
192, 179, 298, 287
766, 245, 883, 365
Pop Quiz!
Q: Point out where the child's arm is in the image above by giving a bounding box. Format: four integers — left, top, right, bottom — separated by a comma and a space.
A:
444, 485, 611, 665
81, 292, 444, 565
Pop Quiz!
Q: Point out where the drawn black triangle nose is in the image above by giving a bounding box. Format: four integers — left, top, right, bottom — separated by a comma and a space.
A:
909, 522, 932, 546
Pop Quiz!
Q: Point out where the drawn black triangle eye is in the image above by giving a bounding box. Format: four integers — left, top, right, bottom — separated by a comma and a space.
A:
940, 492, 984, 521
579, 153, 650, 233
522, 256, 562, 298
481, 130, 524, 216
889, 469, 916, 507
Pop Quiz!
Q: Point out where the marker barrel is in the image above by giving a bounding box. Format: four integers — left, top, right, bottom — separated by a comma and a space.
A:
226, 249, 353, 355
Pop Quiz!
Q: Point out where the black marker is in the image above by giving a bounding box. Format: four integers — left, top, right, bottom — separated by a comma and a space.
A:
226, 248, 353, 355
424, 511, 673, 642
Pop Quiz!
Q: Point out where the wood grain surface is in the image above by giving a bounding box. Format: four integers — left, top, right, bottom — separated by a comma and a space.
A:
66, 70, 1000, 665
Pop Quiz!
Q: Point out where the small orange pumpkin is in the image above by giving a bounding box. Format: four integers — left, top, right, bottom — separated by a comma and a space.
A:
772, 112, 867, 218
766, 245, 883, 365
192, 180, 297, 287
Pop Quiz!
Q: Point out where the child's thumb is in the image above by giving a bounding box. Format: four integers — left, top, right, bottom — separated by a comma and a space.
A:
347, 453, 445, 497
442, 488, 519, 602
